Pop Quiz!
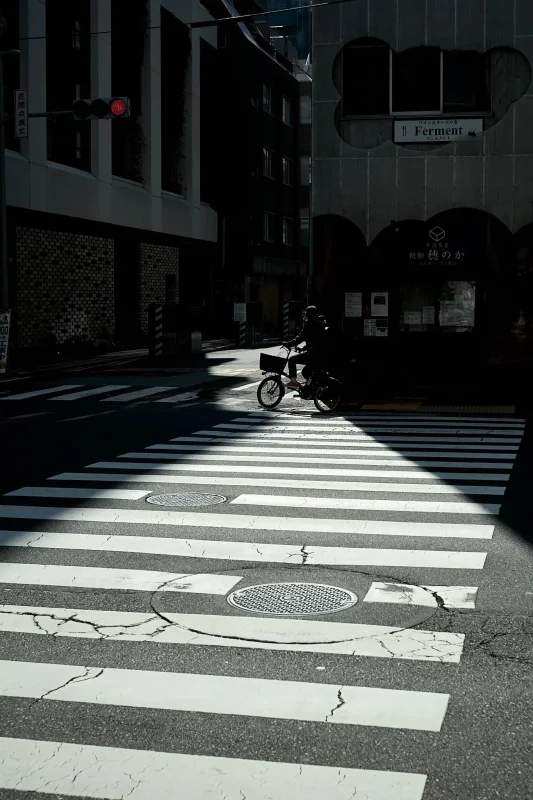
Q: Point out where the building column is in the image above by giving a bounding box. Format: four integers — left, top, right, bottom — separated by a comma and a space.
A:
90, 0, 112, 222
19, 0, 47, 209
144, 0, 162, 231
187, 30, 201, 215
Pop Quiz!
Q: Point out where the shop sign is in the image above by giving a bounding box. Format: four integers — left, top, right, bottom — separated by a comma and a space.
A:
409, 226, 465, 267
394, 118, 483, 144
0, 309, 12, 374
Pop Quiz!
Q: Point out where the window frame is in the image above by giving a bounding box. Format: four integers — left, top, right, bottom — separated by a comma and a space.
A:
282, 95, 292, 126
263, 211, 276, 242
341, 46, 492, 120
263, 84, 273, 115
263, 146, 275, 179
282, 216, 294, 246
282, 156, 294, 186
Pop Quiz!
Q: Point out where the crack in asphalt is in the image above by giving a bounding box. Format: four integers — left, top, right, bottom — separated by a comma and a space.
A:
29, 666, 104, 708
325, 687, 346, 722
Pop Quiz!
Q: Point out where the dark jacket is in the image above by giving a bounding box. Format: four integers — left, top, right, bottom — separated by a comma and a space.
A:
290, 317, 327, 351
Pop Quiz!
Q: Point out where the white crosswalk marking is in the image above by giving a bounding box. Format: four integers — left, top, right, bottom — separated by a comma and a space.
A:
102, 386, 170, 402
0, 738, 428, 799
50, 385, 128, 401
0, 409, 526, 797
0, 384, 83, 400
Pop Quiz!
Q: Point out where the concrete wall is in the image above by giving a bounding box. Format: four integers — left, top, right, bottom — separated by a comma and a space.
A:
8, 0, 217, 243
312, 0, 533, 241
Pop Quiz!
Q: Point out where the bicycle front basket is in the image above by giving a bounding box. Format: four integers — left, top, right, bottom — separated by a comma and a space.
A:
259, 353, 287, 374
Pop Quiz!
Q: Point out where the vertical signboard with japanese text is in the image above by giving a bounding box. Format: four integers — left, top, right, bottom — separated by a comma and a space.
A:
0, 310, 12, 374
14, 90, 28, 139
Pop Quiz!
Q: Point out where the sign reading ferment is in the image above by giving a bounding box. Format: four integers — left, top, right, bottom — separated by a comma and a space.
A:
394, 118, 484, 143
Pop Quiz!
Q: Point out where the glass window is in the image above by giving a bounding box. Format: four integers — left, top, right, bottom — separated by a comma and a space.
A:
263, 84, 273, 114
263, 147, 274, 178
300, 156, 310, 185
282, 156, 293, 185
392, 47, 441, 113
342, 42, 390, 116
300, 217, 310, 247
443, 51, 491, 113
263, 212, 276, 242
400, 280, 476, 333
282, 217, 294, 246
282, 95, 292, 125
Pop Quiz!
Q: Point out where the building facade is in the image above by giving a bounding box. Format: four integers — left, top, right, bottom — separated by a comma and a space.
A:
4, 0, 219, 354
201, 0, 304, 337
312, 0, 533, 375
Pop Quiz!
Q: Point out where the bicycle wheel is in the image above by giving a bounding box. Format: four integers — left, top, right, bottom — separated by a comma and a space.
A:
314, 382, 341, 413
257, 376, 284, 409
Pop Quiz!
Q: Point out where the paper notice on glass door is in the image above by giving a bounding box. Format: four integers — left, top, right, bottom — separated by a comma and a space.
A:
371, 292, 388, 316
422, 306, 435, 324
345, 292, 362, 318
364, 319, 376, 337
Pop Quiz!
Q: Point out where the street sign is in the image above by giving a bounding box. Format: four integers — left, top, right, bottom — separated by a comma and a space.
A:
14, 90, 28, 139
394, 118, 483, 144
0, 309, 12, 374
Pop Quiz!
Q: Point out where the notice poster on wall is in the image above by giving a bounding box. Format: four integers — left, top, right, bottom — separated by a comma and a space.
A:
364, 319, 376, 337
404, 311, 422, 325
375, 318, 388, 337
371, 292, 388, 316
422, 306, 436, 324
233, 303, 247, 323
345, 292, 362, 318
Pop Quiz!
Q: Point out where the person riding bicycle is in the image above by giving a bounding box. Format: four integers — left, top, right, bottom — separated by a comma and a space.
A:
283, 305, 327, 390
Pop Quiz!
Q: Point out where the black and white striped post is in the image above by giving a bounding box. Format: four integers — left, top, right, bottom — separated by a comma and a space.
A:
283, 302, 290, 340
149, 304, 164, 360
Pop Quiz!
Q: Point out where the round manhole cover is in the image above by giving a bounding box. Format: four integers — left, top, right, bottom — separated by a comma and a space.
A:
146, 492, 227, 507
227, 582, 357, 616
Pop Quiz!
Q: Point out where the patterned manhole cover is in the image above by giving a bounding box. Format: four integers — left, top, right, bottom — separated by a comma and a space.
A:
146, 493, 227, 507
227, 582, 357, 616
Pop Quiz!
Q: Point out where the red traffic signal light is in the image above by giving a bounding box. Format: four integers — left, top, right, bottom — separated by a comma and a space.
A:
72, 97, 130, 120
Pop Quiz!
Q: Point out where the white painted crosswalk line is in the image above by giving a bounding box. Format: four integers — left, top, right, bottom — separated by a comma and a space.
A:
0, 507, 496, 538
0, 385, 83, 400
213, 423, 523, 438
192, 429, 522, 444
230, 417, 525, 433
156, 391, 198, 403
251, 411, 524, 423
169, 437, 519, 455
239, 414, 525, 429
0, 529, 487, 569
0, 605, 465, 661
232, 494, 500, 514
117, 452, 510, 481
146, 443, 516, 467
4, 487, 151, 501
102, 386, 170, 402
83, 464, 507, 496
0, 738, 428, 800
231, 380, 262, 391
0, 563, 241, 593
49, 385, 128, 401
364, 583, 478, 609
0, 659, 449, 731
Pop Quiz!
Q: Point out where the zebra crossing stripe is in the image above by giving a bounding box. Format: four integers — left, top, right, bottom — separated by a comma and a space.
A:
49, 385, 128, 401
0, 563, 242, 594
214, 423, 523, 438
0, 385, 83, 401
251, 411, 524, 423
115, 452, 510, 483
0, 530, 487, 569
0, 506, 496, 537
0, 605, 465, 661
169, 436, 519, 454
0, 737, 428, 799
170, 438, 520, 450
192, 429, 522, 444
102, 386, 170, 402
0, 659, 449, 731
231, 494, 500, 514
4, 487, 150, 501
239, 415, 525, 429
363, 582, 478, 609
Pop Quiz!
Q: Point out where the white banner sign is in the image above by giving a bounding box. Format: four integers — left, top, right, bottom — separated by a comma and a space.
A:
0, 309, 12, 374
233, 303, 247, 323
394, 118, 483, 144
14, 90, 28, 139
371, 291, 388, 317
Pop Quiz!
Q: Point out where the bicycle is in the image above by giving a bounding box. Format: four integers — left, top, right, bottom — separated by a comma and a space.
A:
256, 346, 342, 412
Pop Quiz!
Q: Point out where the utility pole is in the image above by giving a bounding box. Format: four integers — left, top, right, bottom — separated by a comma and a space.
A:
0, 48, 19, 310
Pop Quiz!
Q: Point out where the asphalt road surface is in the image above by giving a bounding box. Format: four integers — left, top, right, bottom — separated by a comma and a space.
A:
0, 385, 531, 799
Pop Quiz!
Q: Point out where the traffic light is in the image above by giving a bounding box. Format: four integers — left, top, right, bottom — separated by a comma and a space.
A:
72, 97, 130, 120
